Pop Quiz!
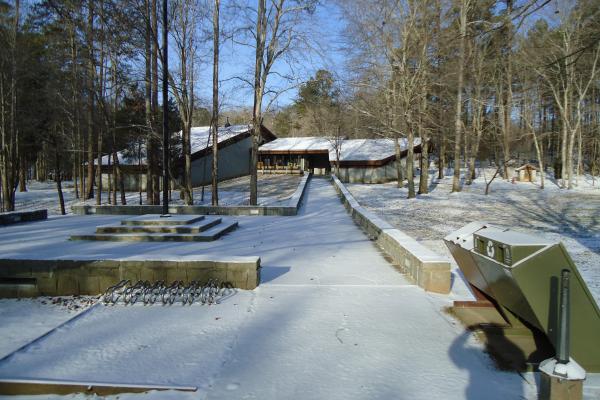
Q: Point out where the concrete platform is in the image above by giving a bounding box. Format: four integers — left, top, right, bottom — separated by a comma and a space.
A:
0, 210, 47, 226
71, 221, 239, 242
96, 218, 221, 234
70, 215, 238, 243
0, 255, 261, 296
121, 214, 205, 226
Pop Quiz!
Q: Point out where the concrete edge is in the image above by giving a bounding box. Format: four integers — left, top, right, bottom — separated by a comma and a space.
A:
331, 175, 451, 294
71, 174, 311, 217
287, 172, 312, 209
0, 256, 261, 297
0, 210, 48, 226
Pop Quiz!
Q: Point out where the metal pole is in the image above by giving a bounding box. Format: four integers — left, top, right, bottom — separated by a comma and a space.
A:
161, 0, 169, 216
557, 269, 571, 364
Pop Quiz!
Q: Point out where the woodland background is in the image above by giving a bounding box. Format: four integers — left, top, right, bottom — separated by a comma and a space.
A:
1, 0, 599, 211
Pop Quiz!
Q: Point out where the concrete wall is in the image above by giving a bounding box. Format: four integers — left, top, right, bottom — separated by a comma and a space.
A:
0, 210, 47, 226
0, 256, 261, 297
191, 136, 252, 187
100, 136, 254, 191
337, 160, 401, 184
331, 175, 451, 294
72, 173, 312, 217
102, 173, 146, 192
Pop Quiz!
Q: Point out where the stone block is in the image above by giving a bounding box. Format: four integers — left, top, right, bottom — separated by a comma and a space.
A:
419, 266, 451, 294
36, 277, 57, 295
56, 275, 80, 295
78, 276, 102, 295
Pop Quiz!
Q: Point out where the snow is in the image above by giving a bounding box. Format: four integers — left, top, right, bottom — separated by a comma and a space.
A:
0, 297, 96, 359
258, 136, 331, 153
0, 177, 555, 399
540, 357, 587, 380
346, 168, 600, 306
259, 137, 421, 162
12, 174, 302, 215
188, 124, 250, 155
338, 138, 421, 161
96, 124, 251, 166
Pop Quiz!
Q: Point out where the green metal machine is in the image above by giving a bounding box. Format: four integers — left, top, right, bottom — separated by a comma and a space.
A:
445, 222, 600, 372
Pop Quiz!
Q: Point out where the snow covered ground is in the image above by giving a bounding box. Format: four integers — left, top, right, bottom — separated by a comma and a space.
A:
0, 177, 572, 399
0, 297, 97, 359
10, 174, 302, 215
346, 169, 600, 306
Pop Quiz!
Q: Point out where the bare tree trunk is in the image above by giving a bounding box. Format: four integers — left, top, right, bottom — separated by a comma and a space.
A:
145, 0, 154, 204
85, 0, 95, 200
406, 123, 415, 198
567, 124, 576, 189
151, 0, 160, 205
55, 148, 66, 216
250, 0, 266, 206
501, 0, 513, 180
71, 23, 80, 199
532, 130, 545, 190
211, 0, 220, 206
96, 0, 105, 206
451, 0, 467, 193
10, 0, 20, 207
576, 125, 582, 180
395, 136, 404, 186
418, 96, 429, 194
18, 157, 26, 192
560, 98, 568, 187
186, 64, 194, 204
435, 0, 444, 181
1, 64, 12, 211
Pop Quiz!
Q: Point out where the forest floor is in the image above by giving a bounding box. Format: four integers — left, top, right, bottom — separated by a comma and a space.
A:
10, 174, 302, 215
346, 168, 600, 305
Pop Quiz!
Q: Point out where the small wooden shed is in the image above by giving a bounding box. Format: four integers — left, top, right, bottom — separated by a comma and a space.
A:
515, 163, 539, 182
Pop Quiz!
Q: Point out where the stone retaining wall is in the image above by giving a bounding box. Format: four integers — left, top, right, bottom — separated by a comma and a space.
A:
72, 174, 311, 217
0, 210, 47, 226
331, 175, 451, 294
0, 256, 261, 297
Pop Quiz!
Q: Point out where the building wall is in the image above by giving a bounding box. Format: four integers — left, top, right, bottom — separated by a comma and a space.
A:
101, 173, 147, 192
190, 136, 252, 187
337, 159, 407, 184
100, 136, 255, 191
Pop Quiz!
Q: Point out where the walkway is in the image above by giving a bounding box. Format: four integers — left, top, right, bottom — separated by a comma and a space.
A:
0, 178, 533, 399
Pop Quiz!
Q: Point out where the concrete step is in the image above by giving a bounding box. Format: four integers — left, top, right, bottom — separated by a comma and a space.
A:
120, 214, 205, 226
70, 221, 239, 242
96, 218, 221, 234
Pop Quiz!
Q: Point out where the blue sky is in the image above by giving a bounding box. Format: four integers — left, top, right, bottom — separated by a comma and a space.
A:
194, 1, 348, 111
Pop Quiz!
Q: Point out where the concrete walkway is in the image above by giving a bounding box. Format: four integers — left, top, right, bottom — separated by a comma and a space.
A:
0, 178, 534, 399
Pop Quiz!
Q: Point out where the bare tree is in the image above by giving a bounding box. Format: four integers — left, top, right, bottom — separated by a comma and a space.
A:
451, 0, 469, 193
211, 0, 220, 206
85, 0, 96, 201
247, 0, 317, 205
169, 0, 201, 205
0, 0, 19, 211
531, 7, 600, 189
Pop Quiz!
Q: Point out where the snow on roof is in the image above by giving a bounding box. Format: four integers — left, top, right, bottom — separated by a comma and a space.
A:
258, 137, 331, 153
96, 124, 252, 166
189, 124, 250, 155
259, 137, 421, 162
